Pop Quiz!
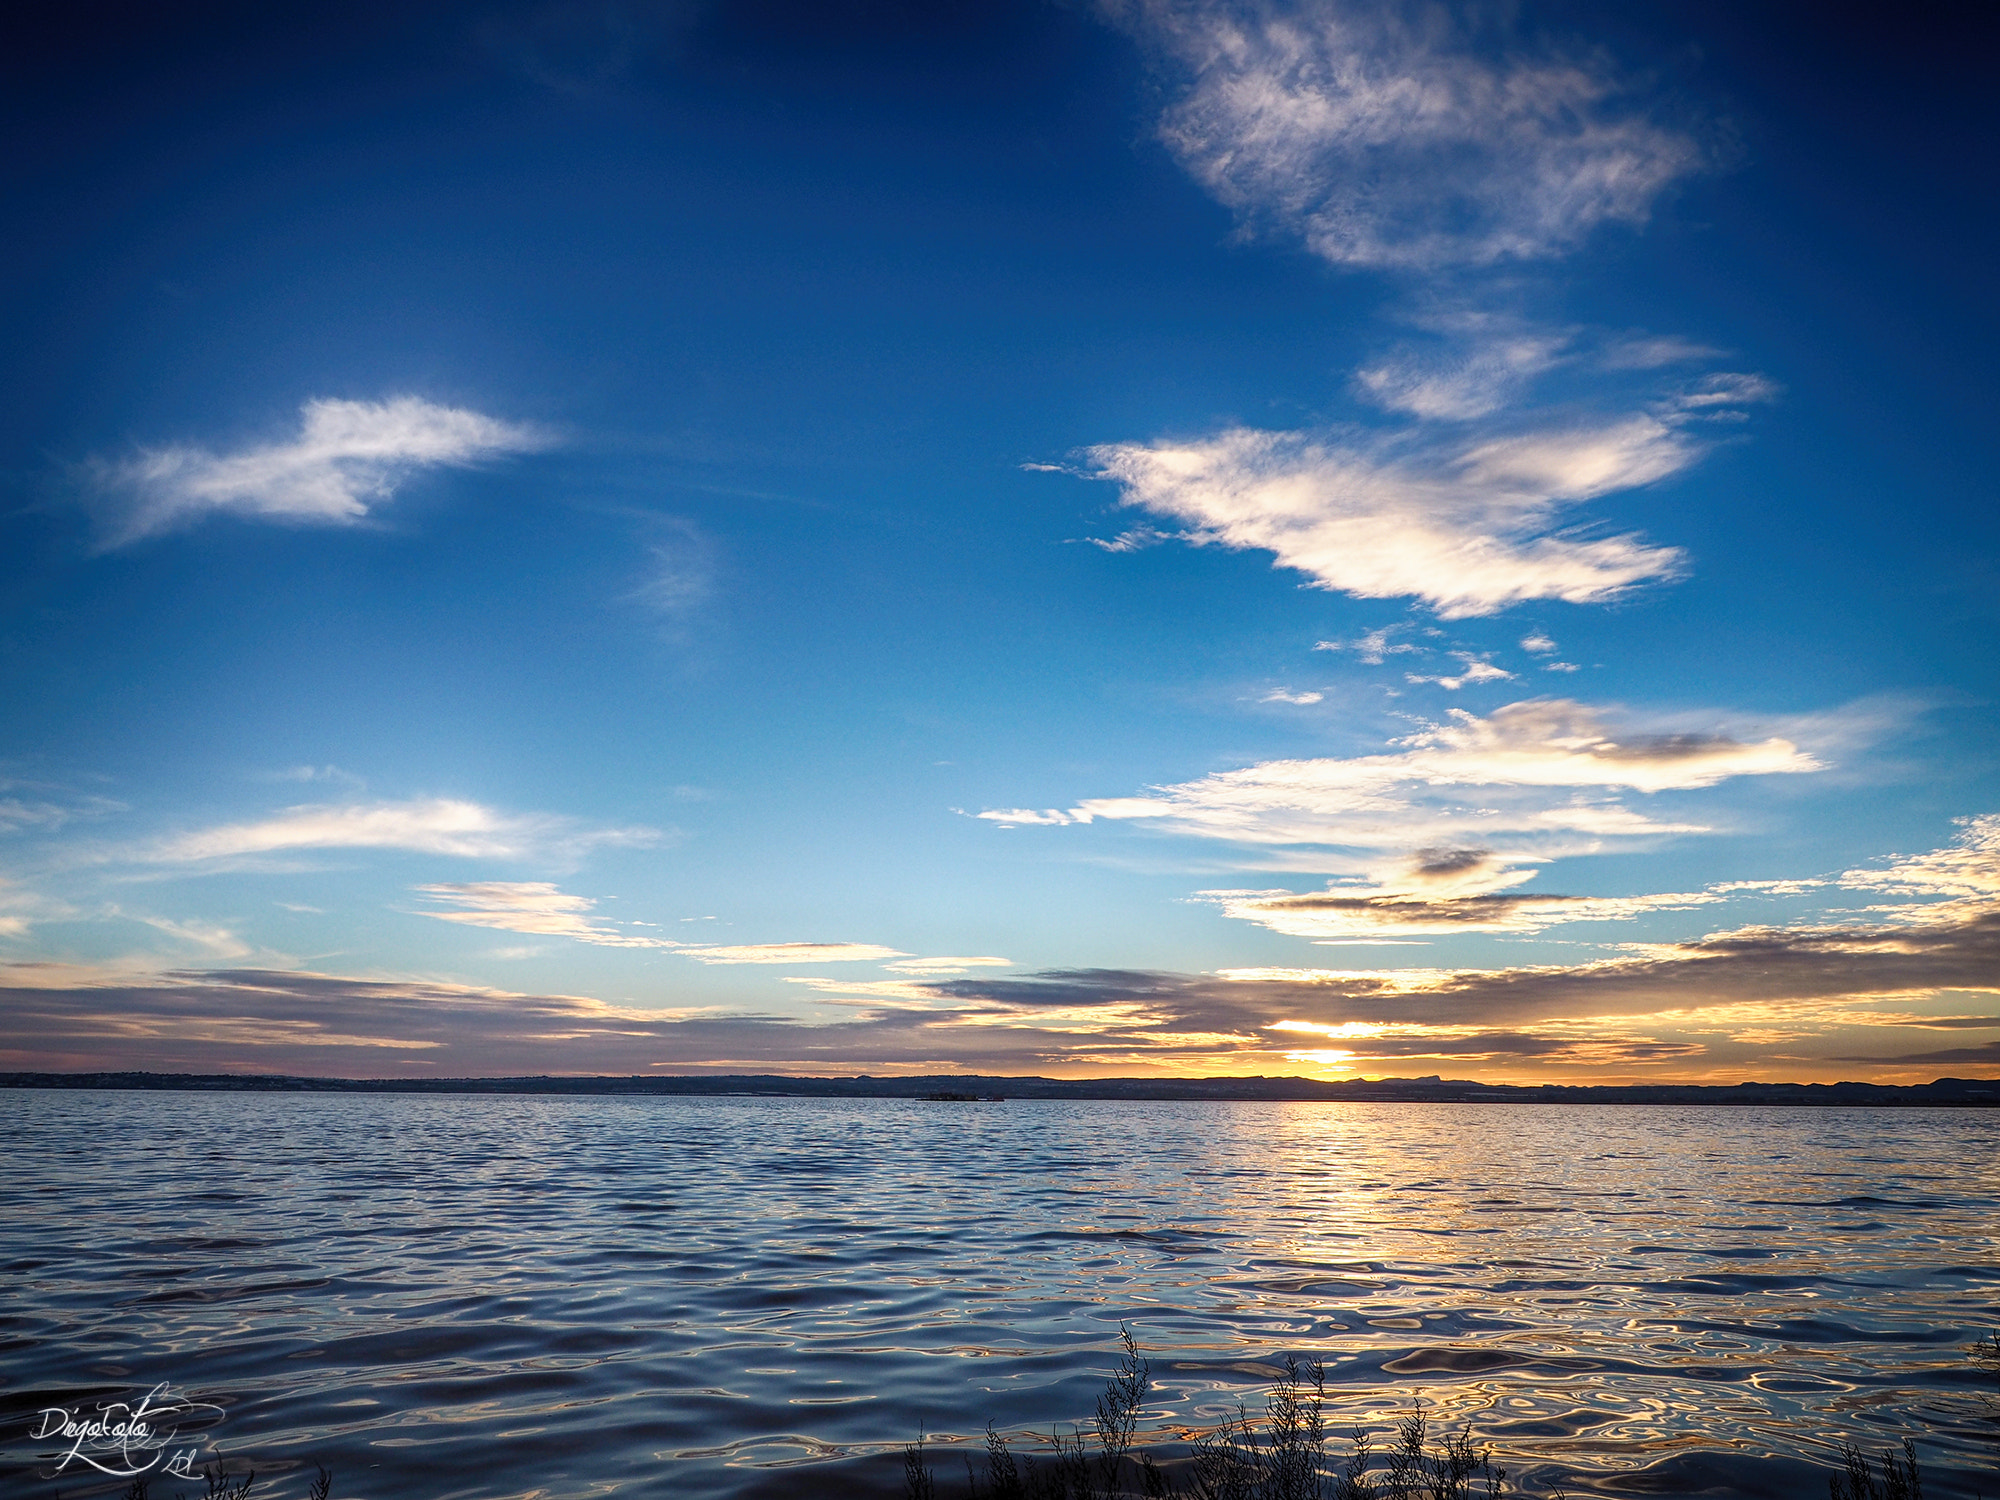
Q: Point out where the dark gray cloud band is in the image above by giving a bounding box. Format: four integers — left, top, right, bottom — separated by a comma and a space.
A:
3, 893, 1994, 1081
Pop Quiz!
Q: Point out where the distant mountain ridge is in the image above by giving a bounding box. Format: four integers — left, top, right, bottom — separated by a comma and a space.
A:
4, 1071, 1996, 1105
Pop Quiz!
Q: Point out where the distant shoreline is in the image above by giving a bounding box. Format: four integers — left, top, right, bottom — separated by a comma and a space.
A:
4, 1070, 1997, 1106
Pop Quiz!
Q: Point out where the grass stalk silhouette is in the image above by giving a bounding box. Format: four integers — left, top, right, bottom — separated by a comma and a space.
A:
905, 1328, 2000, 1500
111, 1460, 330, 1500
1827, 1437, 1922, 1500
905, 1329, 1509, 1500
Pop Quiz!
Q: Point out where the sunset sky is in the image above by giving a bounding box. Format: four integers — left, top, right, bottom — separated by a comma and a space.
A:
4, 0, 1997, 1083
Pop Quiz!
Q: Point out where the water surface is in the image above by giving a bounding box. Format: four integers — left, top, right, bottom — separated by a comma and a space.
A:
2, 1092, 1994, 1497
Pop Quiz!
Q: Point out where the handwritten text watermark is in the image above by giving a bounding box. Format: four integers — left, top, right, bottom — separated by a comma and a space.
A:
31, 1383, 223, 1477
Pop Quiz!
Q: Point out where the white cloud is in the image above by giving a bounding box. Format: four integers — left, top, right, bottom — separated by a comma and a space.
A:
1600, 335, 1723, 370
678, 942, 908, 965
979, 698, 1820, 865
1085, 526, 1170, 554
144, 798, 657, 865
1197, 836, 1834, 938
1356, 322, 1572, 420
1316, 626, 1421, 663
1664, 372, 1781, 416
85, 396, 548, 544
1353, 312, 1754, 424
626, 516, 717, 618
884, 955, 1015, 975
415, 882, 676, 948
133, 915, 253, 958
1086, 419, 1691, 617
1067, 10, 1764, 621
1520, 633, 1557, 654
266, 764, 367, 788
1117, 0, 1704, 271
782, 976, 951, 1004
978, 808, 1086, 828
0, 878, 71, 940
0, 779, 125, 837
1453, 417, 1695, 497
1204, 871, 1733, 938
0, 797, 73, 835
1405, 653, 1513, 691
1262, 687, 1325, 704
1841, 815, 2000, 901
1709, 878, 1829, 898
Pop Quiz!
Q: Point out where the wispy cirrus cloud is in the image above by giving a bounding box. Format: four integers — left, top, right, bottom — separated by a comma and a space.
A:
884, 956, 1015, 976
1355, 315, 1573, 420
1085, 417, 1696, 617
1600, 334, 1724, 370
139, 798, 658, 866
1112, 0, 1706, 271
981, 698, 1817, 858
677, 942, 907, 965
0, 879, 73, 940
1405, 653, 1512, 691
0, 774, 127, 837
1669, 371, 1780, 416
783, 976, 959, 1004
1840, 814, 2000, 902
1351, 316, 1757, 425
981, 698, 1830, 937
1316, 625, 1423, 663
130, 914, 253, 959
1202, 868, 1788, 939
83, 396, 549, 545
0, 797, 82, 836
415, 882, 675, 948
1075, 288, 1776, 620
625, 515, 718, 622
263, 764, 367, 789
413, 884, 907, 965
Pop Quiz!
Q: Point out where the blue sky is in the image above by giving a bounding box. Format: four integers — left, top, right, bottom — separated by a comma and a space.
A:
4, 0, 1997, 1082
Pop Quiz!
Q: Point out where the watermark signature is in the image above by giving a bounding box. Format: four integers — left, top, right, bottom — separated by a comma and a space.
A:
30, 1383, 223, 1477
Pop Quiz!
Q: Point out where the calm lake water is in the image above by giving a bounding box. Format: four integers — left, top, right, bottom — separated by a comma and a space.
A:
1, 1091, 1995, 1499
